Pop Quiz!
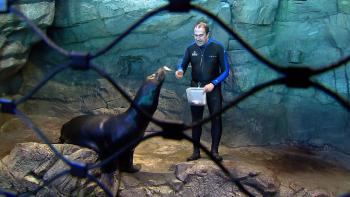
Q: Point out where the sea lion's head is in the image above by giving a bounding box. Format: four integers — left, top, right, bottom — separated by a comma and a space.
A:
133, 67, 167, 112
146, 67, 166, 86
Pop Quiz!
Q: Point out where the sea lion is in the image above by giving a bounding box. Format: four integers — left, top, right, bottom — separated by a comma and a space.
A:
60, 67, 166, 173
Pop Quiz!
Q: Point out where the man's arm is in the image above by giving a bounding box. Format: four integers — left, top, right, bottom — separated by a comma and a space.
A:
176, 47, 191, 79
211, 46, 230, 86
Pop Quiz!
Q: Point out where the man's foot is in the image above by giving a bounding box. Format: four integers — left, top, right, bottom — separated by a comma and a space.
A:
187, 153, 201, 161
211, 152, 223, 162
120, 164, 141, 173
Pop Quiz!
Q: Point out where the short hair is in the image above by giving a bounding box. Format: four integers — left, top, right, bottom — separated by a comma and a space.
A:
195, 20, 209, 34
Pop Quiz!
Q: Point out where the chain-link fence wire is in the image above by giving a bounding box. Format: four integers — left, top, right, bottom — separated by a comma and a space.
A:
1, 0, 350, 196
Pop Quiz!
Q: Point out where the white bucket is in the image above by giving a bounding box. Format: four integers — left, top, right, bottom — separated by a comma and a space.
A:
186, 87, 206, 106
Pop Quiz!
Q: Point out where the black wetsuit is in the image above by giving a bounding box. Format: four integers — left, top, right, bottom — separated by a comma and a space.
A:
177, 38, 230, 154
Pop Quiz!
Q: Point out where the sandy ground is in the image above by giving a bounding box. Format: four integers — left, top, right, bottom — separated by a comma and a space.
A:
134, 137, 350, 196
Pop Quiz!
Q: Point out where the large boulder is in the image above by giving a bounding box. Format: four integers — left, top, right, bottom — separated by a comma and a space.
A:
0, 142, 110, 196
0, 140, 346, 196
1, 142, 281, 196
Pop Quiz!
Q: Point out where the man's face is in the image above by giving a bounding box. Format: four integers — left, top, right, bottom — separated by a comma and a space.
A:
194, 26, 209, 46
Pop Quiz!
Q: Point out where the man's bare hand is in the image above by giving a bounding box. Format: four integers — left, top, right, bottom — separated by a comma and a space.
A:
204, 83, 214, 93
175, 70, 184, 79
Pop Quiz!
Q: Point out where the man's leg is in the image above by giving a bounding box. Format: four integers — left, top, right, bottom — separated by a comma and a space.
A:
188, 105, 204, 161
207, 87, 223, 161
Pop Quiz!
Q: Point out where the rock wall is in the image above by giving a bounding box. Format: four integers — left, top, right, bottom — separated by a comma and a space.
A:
0, 0, 55, 94
1, 0, 350, 153
223, 0, 350, 152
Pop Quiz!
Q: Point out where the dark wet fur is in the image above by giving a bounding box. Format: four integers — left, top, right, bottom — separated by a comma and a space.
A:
60, 68, 166, 173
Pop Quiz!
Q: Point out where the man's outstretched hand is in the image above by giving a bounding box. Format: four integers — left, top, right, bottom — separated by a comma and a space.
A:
175, 70, 184, 79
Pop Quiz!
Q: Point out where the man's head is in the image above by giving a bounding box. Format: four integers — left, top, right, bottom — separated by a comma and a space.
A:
194, 21, 209, 46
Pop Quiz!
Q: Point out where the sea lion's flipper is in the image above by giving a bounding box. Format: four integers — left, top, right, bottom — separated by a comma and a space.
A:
100, 154, 119, 174
119, 149, 141, 173
121, 164, 141, 173
59, 136, 65, 143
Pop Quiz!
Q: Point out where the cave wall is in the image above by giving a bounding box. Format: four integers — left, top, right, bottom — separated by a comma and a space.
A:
1, 0, 350, 152
0, 0, 55, 94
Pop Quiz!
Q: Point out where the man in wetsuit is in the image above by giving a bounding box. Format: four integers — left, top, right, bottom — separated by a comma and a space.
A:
175, 21, 230, 161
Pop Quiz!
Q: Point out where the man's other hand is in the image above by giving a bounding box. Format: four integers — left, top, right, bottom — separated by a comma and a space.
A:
175, 70, 184, 79
204, 83, 214, 93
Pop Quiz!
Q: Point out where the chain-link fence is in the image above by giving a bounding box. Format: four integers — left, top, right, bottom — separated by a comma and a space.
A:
1, 0, 350, 196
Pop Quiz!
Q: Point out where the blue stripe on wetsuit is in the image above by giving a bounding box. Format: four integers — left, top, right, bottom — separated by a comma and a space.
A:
211, 50, 230, 86
209, 39, 230, 86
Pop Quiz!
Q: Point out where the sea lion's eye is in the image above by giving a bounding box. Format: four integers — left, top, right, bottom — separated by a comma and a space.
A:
149, 74, 156, 79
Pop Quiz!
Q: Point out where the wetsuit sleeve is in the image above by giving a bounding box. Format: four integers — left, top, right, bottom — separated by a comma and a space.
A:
177, 47, 190, 74
211, 46, 230, 86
